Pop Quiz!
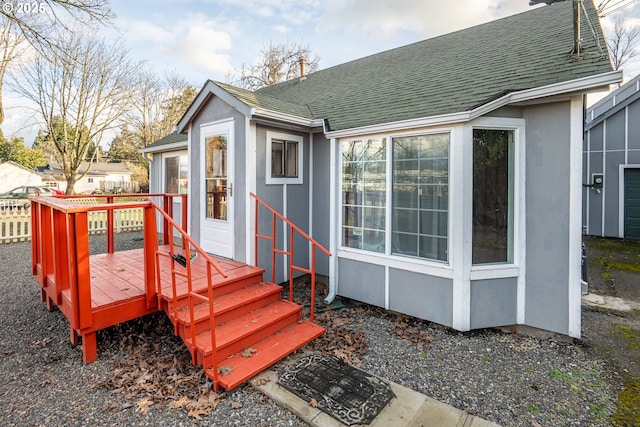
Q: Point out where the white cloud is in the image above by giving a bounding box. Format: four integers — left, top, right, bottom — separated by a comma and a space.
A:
2, 93, 43, 145
141, 13, 235, 76
317, 0, 536, 39
117, 19, 173, 43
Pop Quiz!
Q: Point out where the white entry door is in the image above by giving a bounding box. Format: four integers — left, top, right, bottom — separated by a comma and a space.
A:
200, 120, 234, 258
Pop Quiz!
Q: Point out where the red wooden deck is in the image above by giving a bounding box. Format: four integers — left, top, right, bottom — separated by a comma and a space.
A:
30, 194, 330, 392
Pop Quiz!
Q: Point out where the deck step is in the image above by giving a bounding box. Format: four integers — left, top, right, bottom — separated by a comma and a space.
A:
185, 300, 304, 363
172, 282, 283, 336
160, 265, 265, 312
208, 320, 326, 390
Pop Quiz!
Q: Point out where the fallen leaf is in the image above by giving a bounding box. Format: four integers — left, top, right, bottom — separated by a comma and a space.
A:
169, 396, 192, 409
309, 398, 318, 408
136, 397, 153, 414
230, 401, 243, 409
252, 376, 271, 386
188, 407, 212, 420
241, 347, 257, 358
531, 418, 543, 427
218, 366, 233, 376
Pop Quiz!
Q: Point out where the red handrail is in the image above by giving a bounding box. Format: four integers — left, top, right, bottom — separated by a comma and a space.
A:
250, 192, 331, 323
147, 198, 228, 389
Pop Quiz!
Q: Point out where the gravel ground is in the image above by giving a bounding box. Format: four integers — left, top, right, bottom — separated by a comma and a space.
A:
0, 232, 624, 426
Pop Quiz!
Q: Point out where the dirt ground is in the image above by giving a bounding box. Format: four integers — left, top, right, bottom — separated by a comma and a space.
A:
582, 236, 640, 424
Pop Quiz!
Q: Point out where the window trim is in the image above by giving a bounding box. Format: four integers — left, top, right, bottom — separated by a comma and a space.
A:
161, 150, 189, 197
469, 117, 525, 271
266, 131, 303, 185
339, 128, 453, 266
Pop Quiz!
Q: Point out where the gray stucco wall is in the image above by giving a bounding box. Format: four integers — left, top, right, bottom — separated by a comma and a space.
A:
523, 101, 571, 335
188, 96, 247, 261
470, 278, 517, 329
389, 270, 453, 327
149, 153, 162, 194
311, 132, 331, 276
338, 258, 385, 307
254, 125, 312, 283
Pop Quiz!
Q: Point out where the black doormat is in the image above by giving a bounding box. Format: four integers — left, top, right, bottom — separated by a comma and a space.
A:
278, 354, 395, 425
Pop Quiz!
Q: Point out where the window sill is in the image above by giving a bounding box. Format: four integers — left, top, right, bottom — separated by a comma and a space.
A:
337, 247, 454, 279
265, 178, 303, 185
469, 265, 520, 280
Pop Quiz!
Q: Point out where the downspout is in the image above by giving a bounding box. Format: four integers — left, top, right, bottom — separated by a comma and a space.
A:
324, 118, 337, 304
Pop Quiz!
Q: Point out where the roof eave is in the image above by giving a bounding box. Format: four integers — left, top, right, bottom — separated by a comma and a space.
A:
141, 140, 188, 154
253, 107, 323, 128
176, 80, 254, 133
324, 70, 623, 139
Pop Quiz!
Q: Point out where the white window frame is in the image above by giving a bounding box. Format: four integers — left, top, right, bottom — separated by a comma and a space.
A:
161, 150, 189, 197
468, 117, 525, 279
337, 127, 456, 278
266, 131, 303, 185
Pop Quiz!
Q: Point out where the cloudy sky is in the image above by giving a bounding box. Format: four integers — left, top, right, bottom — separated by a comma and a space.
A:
4, 0, 640, 144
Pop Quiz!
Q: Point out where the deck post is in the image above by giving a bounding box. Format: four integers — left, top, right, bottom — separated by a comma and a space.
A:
143, 203, 158, 310
70, 328, 79, 346
162, 195, 171, 244
106, 196, 114, 254
53, 210, 69, 305
82, 331, 97, 363
72, 211, 92, 330
31, 200, 39, 276
181, 194, 188, 237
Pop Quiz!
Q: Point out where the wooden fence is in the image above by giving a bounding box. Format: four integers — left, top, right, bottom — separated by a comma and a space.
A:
0, 206, 145, 244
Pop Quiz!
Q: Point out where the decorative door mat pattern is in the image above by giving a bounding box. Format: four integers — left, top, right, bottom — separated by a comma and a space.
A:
278, 354, 395, 425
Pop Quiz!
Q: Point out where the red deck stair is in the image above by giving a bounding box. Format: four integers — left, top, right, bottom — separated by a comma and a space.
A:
160, 258, 325, 390
30, 193, 330, 392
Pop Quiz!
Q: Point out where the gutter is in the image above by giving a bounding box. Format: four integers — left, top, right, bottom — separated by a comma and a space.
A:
324, 70, 623, 139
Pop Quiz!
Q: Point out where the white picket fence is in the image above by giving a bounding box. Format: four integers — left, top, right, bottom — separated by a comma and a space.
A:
0, 206, 145, 244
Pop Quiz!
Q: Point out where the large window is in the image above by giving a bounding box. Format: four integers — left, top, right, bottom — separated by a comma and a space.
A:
342, 139, 386, 253
165, 154, 188, 194
341, 133, 450, 261
392, 134, 449, 261
472, 129, 514, 264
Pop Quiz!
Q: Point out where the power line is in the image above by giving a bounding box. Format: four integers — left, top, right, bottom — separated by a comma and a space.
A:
598, 0, 640, 16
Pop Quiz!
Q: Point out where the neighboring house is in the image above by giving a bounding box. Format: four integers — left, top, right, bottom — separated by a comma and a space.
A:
0, 161, 47, 193
37, 161, 135, 193
583, 73, 640, 240
147, 2, 620, 338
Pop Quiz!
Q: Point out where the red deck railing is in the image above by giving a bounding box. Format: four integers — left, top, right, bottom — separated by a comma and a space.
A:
30, 193, 187, 361
250, 192, 331, 323
146, 198, 229, 387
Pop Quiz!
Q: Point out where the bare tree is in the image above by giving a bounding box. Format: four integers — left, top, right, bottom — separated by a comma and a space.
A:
128, 69, 195, 149
235, 41, 320, 90
0, 0, 112, 124
12, 31, 135, 194
607, 18, 640, 72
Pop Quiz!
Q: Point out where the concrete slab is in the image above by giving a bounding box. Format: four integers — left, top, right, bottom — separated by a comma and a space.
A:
582, 292, 640, 312
251, 369, 501, 427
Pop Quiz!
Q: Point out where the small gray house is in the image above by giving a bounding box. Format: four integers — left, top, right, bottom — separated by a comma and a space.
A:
146, 1, 621, 338
583, 73, 640, 240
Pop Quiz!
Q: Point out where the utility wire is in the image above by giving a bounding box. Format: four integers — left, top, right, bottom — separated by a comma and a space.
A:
598, 0, 640, 16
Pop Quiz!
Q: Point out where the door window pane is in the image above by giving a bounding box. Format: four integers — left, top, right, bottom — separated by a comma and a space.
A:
472, 129, 514, 264
392, 134, 449, 261
205, 135, 227, 220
